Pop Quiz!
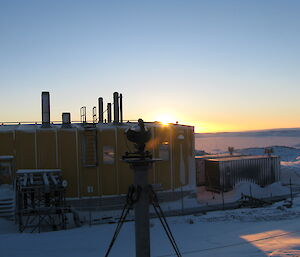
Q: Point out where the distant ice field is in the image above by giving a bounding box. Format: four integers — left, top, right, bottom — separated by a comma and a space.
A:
195, 128, 300, 153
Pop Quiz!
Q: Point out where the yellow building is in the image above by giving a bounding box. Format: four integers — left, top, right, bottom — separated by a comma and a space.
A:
0, 92, 196, 198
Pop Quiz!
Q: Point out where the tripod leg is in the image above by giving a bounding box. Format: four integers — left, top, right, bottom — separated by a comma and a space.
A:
104, 204, 130, 257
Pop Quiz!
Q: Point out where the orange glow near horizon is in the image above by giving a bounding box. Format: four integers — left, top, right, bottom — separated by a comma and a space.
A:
3, 107, 300, 134
150, 115, 293, 134
184, 119, 300, 134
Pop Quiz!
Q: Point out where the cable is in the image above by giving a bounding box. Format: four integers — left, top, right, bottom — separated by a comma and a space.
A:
155, 229, 300, 257
150, 187, 182, 257
152, 205, 182, 257
104, 206, 130, 257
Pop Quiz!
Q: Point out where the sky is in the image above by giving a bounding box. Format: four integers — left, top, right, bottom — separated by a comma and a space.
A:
0, 0, 300, 133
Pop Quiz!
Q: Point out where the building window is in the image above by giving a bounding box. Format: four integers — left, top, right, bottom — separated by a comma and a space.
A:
159, 141, 169, 160
103, 146, 115, 164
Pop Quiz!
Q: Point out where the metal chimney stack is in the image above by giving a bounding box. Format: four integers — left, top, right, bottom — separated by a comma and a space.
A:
120, 93, 123, 123
41, 91, 50, 128
113, 92, 119, 123
107, 103, 112, 123
98, 97, 103, 123
62, 112, 71, 128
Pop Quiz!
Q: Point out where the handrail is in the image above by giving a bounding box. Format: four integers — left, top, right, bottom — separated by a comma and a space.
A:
0, 120, 190, 126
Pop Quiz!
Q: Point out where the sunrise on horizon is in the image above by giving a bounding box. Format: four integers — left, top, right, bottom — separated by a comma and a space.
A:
1, 1, 300, 257
1, 1, 300, 133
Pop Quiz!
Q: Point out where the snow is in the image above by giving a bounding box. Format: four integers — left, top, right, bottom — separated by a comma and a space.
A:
2, 132, 300, 256
196, 128, 300, 154
237, 146, 300, 162
0, 156, 14, 161
1, 199, 300, 256
0, 122, 192, 132
0, 184, 13, 200
281, 159, 300, 186
197, 182, 290, 205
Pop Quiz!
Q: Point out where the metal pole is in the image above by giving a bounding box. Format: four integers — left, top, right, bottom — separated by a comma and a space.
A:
222, 168, 225, 210
180, 185, 184, 215
92, 106, 97, 124
113, 92, 119, 123
290, 177, 293, 202
222, 184, 225, 210
122, 119, 158, 257
107, 103, 112, 123
120, 93, 123, 123
98, 97, 103, 123
132, 162, 151, 257
89, 204, 92, 227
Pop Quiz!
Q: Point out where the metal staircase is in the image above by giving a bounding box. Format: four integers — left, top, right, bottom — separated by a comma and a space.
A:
0, 199, 14, 220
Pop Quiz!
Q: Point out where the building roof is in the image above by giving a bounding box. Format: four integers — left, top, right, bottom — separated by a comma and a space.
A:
16, 169, 62, 174
0, 121, 194, 132
206, 155, 279, 162
195, 153, 245, 159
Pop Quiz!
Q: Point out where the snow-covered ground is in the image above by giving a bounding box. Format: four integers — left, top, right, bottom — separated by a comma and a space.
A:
197, 182, 290, 205
1, 198, 300, 257
2, 132, 300, 256
196, 128, 300, 153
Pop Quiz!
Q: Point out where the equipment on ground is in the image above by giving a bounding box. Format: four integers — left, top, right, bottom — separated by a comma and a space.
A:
15, 169, 77, 233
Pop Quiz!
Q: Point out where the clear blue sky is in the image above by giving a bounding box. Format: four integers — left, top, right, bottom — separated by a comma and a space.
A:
1, 0, 300, 132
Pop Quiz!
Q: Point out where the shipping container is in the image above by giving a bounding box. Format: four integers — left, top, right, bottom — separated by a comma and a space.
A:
197, 155, 280, 191
195, 153, 245, 186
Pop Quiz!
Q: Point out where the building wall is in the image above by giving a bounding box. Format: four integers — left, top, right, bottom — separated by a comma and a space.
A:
58, 129, 79, 198
0, 131, 14, 156
0, 123, 195, 198
15, 130, 36, 169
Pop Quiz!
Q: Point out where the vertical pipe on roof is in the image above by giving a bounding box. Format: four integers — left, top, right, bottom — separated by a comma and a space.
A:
98, 97, 103, 123
41, 91, 50, 128
120, 93, 123, 123
62, 113, 71, 128
113, 92, 119, 123
107, 103, 112, 123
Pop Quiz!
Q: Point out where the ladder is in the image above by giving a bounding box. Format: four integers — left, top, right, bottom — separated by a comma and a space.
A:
82, 128, 98, 167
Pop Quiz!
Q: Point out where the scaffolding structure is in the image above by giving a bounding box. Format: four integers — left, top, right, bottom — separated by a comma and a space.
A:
16, 169, 73, 233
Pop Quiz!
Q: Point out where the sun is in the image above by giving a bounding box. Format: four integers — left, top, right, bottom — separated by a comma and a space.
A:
155, 114, 176, 125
